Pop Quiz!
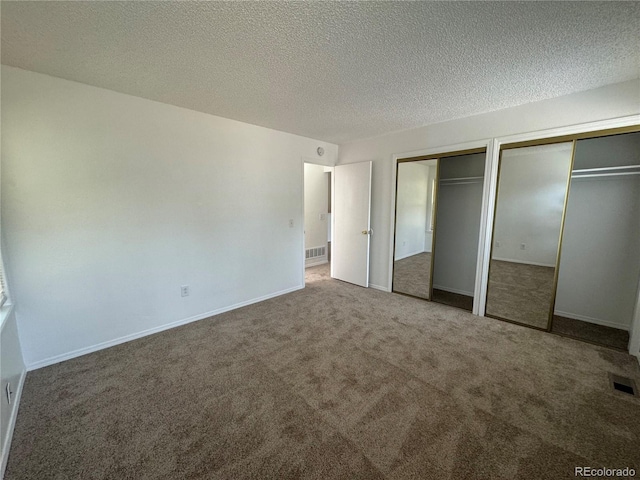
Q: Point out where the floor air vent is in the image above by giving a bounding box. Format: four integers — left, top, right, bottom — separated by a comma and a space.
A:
608, 373, 637, 396
305, 246, 326, 259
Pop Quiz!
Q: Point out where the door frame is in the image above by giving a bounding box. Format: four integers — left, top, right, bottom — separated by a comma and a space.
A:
301, 158, 334, 286
389, 139, 494, 315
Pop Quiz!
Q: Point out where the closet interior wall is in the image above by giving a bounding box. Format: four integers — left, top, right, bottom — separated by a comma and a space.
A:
431, 153, 486, 311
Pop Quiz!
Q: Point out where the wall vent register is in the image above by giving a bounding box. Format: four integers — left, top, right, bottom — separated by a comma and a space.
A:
305, 246, 326, 259
609, 373, 637, 396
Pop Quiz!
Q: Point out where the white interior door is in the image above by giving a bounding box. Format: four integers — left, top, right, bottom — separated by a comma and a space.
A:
332, 161, 372, 287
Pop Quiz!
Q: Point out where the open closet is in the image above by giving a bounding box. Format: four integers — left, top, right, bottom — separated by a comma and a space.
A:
553, 132, 640, 349
392, 149, 486, 311
485, 128, 640, 350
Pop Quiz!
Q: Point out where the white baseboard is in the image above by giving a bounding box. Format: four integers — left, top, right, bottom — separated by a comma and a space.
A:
26, 284, 304, 371
432, 284, 474, 297
305, 257, 328, 268
394, 250, 425, 262
369, 283, 390, 292
492, 257, 556, 268
553, 310, 629, 331
1, 369, 26, 479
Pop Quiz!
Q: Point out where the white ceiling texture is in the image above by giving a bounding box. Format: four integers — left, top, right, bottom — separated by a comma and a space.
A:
2, 1, 639, 144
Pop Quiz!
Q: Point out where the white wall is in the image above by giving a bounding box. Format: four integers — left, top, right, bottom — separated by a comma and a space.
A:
492, 143, 573, 267
1, 308, 26, 477
394, 163, 429, 260
555, 133, 640, 330
304, 163, 329, 266
432, 153, 485, 296
338, 79, 640, 290
1, 66, 337, 368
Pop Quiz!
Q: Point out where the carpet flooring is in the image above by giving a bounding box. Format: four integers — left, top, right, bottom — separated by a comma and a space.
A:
432, 289, 474, 312
485, 260, 556, 329
394, 253, 474, 311
393, 252, 431, 300
6, 264, 640, 479
552, 315, 630, 351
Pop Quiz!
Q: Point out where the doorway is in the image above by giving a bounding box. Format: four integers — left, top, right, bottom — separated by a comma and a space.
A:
304, 163, 332, 278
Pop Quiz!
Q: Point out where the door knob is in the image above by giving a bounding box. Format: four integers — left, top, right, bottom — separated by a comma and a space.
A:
362, 229, 372, 235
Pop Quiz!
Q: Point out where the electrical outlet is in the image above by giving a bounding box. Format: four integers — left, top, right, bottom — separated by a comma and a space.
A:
289, 219, 294, 228
495, 241, 501, 247
319, 213, 326, 221
6, 382, 12, 405
181, 285, 189, 297
520, 243, 526, 250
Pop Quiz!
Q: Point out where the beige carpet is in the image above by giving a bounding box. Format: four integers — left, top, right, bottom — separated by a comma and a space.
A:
393, 252, 431, 299
6, 264, 640, 479
485, 260, 556, 329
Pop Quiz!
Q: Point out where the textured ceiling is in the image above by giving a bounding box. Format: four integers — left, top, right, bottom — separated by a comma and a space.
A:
2, 1, 639, 144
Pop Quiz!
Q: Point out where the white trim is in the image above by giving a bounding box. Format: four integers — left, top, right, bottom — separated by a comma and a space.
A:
475, 138, 498, 317
302, 160, 335, 287
305, 258, 328, 268
26, 284, 304, 371
300, 158, 307, 288
389, 139, 493, 298
1, 369, 26, 479
329, 167, 336, 280
553, 310, 629, 331
369, 283, 390, 293
365, 162, 372, 288
491, 257, 556, 268
433, 284, 474, 298
495, 115, 640, 146
388, 158, 397, 293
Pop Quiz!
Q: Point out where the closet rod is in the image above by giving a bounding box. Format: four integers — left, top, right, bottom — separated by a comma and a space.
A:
572, 171, 640, 179
440, 180, 483, 185
572, 165, 640, 174
439, 176, 483, 183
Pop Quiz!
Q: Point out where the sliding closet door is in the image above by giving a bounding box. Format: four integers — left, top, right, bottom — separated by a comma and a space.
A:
392, 159, 438, 299
552, 132, 640, 349
431, 152, 485, 311
485, 142, 574, 329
